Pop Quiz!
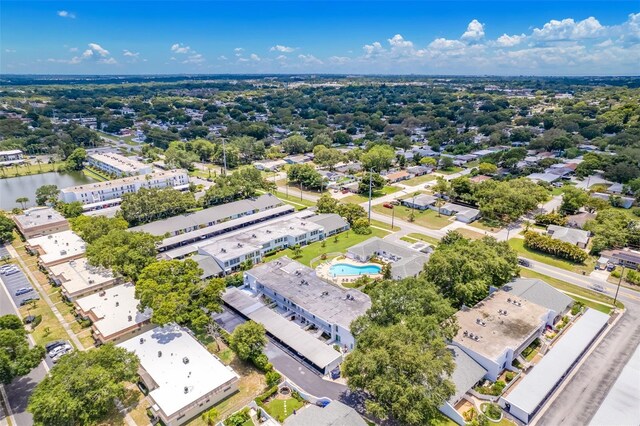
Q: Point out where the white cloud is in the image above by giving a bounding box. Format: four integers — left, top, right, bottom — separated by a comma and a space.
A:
298, 54, 323, 65
4, 49, 16, 53
171, 43, 192, 54
276, 55, 287, 61
218, 55, 228, 60
250, 53, 261, 61
461, 19, 485, 41
183, 53, 205, 64
270, 45, 295, 53
57, 10, 75, 19
68, 47, 78, 52
123, 50, 139, 58
99, 57, 117, 65
234, 47, 244, 52
329, 56, 351, 65
88, 43, 109, 57
496, 33, 526, 47
532, 17, 604, 41
388, 34, 413, 48
363, 41, 385, 58
428, 38, 466, 50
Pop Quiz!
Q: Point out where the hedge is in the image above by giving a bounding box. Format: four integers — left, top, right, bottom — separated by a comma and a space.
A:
523, 231, 588, 263
534, 212, 567, 226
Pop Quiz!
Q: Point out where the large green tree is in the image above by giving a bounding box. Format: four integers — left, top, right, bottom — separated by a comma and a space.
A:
474, 178, 550, 224
135, 259, 225, 333
0, 315, 45, 385
560, 186, 589, 213
70, 215, 128, 243
229, 321, 267, 361
424, 232, 519, 306
86, 230, 159, 281
35, 184, 60, 206
28, 344, 139, 426
64, 148, 86, 171
360, 145, 395, 172
0, 214, 15, 244
120, 187, 196, 226
343, 277, 457, 425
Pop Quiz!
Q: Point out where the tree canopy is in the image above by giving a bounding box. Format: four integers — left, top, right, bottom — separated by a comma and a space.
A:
120, 187, 196, 226
424, 232, 519, 306
343, 277, 457, 425
0, 214, 15, 244
70, 215, 128, 243
85, 230, 159, 281
229, 321, 267, 362
135, 259, 225, 333
28, 344, 139, 426
0, 315, 45, 385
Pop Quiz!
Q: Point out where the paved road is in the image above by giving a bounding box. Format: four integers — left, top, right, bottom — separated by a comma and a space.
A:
0, 266, 47, 426
588, 343, 640, 426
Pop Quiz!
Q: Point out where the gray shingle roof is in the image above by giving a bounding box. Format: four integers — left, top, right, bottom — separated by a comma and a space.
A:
447, 345, 487, 404
503, 278, 573, 316
307, 214, 350, 235
547, 225, 590, 246
284, 401, 367, 426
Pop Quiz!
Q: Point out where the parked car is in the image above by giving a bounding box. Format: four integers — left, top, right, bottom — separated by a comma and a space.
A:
19, 296, 40, 306
589, 284, 607, 293
0, 265, 16, 272
45, 340, 67, 352
49, 344, 72, 358
15, 287, 33, 296
3, 268, 19, 276
1, 266, 18, 275
51, 348, 73, 364
383, 203, 393, 209
390, 200, 400, 206
517, 257, 531, 267
606, 263, 616, 272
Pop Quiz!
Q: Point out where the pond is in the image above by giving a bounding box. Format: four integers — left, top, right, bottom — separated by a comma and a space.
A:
0, 171, 96, 211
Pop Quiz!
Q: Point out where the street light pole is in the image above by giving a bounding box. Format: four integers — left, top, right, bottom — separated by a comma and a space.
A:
221, 139, 228, 177
391, 205, 395, 230
300, 180, 303, 201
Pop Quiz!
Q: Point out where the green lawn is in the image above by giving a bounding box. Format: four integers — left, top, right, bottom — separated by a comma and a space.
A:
341, 186, 402, 204
273, 191, 316, 209
369, 218, 400, 232
265, 228, 389, 267
469, 220, 501, 232
0, 162, 64, 178
405, 233, 441, 246
403, 174, 437, 186
508, 238, 595, 275
264, 398, 304, 422
456, 228, 486, 240
83, 167, 110, 182
519, 269, 623, 313
437, 166, 463, 175
372, 204, 452, 230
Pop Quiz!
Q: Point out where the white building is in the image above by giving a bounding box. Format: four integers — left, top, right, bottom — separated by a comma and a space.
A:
48, 257, 119, 301
243, 257, 371, 353
0, 149, 25, 165
118, 325, 240, 426
26, 230, 86, 267
87, 152, 153, 177
13, 207, 70, 239
451, 291, 551, 381
75, 282, 153, 344
59, 169, 189, 207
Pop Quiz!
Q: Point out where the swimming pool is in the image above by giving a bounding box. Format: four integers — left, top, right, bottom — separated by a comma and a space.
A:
329, 263, 381, 276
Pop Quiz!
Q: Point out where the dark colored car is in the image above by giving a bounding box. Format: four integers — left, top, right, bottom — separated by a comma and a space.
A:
45, 340, 66, 352
19, 296, 40, 306
15, 287, 33, 296
517, 258, 531, 267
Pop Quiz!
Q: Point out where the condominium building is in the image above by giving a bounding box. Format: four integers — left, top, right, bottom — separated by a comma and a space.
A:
48, 257, 120, 301
13, 207, 70, 239
26, 230, 86, 267
0, 149, 25, 165
75, 282, 153, 344
87, 152, 153, 177
59, 169, 189, 207
118, 325, 240, 426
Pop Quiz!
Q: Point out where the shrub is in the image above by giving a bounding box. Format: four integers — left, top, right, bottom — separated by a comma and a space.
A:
225, 408, 251, 426
291, 390, 304, 402
265, 371, 282, 387
534, 212, 567, 226
571, 302, 584, 315
255, 385, 279, 410
483, 403, 502, 420
505, 371, 515, 382
224, 273, 244, 287
252, 353, 271, 371
632, 207, 640, 217
611, 269, 621, 278
523, 231, 588, 263
626, 270, 640, 286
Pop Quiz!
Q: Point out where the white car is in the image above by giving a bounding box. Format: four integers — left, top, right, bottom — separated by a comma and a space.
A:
51, 348, 73, 364
49, 344, 72, 358
1, 266, 18, 274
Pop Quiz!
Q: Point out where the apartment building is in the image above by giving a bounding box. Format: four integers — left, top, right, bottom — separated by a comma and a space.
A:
13, 207, 70, 239
87, 152, 153, 177
59, 169, 189, 206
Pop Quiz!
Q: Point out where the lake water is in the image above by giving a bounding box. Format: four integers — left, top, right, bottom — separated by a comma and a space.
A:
0, 171, 96, 211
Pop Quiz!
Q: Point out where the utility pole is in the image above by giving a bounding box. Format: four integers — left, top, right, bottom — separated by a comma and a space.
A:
613, 265, 624, 307
300, 180, 303, 201
391, 205, 395, 230
286, 175, 289, 198
367, 168, 373, 224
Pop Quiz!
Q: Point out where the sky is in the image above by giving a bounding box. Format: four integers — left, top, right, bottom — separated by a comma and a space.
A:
1, 1, 639, 76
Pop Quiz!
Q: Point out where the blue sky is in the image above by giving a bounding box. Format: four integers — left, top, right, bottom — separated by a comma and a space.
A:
1, 1, 639, 75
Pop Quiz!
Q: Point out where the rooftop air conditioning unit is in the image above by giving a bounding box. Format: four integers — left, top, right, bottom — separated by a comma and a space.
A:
158, 351, 162, 357
183, 357, 189, 364
128, 315, 132, 322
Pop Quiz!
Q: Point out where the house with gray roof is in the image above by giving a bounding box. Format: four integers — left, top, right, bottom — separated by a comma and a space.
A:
285, 401, 367, 426
347, 237, 430, 279
503, 278, 573, 325
307, 214, 349, 236
547, 225, 590, 249
439, 346, 488, 426
401, 194, 437, 210
591, 192, 634, 209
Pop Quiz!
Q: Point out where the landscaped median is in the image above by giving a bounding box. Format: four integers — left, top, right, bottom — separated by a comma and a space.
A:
508, 237, 596, 275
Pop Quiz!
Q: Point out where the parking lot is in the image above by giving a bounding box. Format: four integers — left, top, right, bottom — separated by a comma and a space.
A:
0, 265, 40, 308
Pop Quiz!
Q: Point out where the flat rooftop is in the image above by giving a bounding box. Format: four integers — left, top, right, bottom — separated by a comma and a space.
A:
504, 309, 609, 420
27, 230, 86, 265
246, 257, 371, 329
130, 193, 284, 236
49, 257, 116, 298
118, 324, 239, 419
75, 282, 151, 338
60, 169, 188, 194
453, 291, 549, 362
13, 207, 67, 230
223, 287, 342, 370
88, 152, 149, 173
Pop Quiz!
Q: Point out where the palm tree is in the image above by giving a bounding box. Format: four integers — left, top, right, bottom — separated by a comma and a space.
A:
36, 158, 43, 172
16, 197, 29, 209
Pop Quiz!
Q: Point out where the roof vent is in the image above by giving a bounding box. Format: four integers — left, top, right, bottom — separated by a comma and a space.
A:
128, 315, 132, 322
476, 318, 486, 327
184, 386, 189, 394
139, 337, 145, 344
473, 335, 480, 341
183, 357, 189, 364
158, 351, 162, 357
115, 301, 119, 307
321, 291, 329, 296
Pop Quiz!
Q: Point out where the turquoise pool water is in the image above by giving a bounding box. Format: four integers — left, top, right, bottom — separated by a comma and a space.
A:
330, 263, 381, 276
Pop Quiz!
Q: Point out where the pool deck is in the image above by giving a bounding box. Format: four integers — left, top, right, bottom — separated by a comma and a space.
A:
316, 257, 382, 286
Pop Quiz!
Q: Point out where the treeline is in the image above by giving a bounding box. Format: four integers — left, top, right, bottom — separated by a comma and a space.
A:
524, 231, 588, 263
